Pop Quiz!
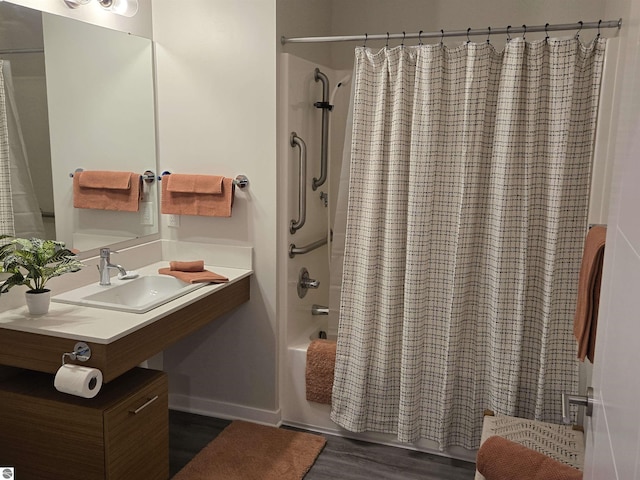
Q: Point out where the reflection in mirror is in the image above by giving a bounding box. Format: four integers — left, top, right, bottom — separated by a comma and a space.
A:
0, 2, 158, 253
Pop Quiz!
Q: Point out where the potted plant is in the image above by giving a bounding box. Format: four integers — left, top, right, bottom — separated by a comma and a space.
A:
0, 236, 84, 315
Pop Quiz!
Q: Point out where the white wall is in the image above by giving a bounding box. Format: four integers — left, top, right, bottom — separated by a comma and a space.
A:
328, 0, 607, 69
153, 0, 279, 417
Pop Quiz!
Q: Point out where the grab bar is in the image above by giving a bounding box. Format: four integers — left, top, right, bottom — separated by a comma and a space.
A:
290, 132, 307, 234
289, 236, 327, 258
312, 68, 331, 191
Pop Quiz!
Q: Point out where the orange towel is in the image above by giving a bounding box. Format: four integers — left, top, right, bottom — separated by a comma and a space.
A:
305, 339, 337, 404
161, 174, 234, 217
73, 171, 141, 212
476, 436, 582, 480
170, 260, 205, 272
166, 174, 223, 194
158, 267, 228, 284
573, 225, 606, 362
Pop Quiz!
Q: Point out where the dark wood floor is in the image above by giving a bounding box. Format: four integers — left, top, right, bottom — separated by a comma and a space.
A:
169, 410, 477, 479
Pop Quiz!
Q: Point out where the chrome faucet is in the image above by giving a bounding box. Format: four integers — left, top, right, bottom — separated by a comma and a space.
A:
98, 248, 127, 286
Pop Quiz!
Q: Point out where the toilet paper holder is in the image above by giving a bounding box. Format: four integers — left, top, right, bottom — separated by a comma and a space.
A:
62, 342, 92, 365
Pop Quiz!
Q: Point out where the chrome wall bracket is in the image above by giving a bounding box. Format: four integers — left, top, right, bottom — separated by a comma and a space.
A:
62, 341, 92, 365
562, 386, 594, 424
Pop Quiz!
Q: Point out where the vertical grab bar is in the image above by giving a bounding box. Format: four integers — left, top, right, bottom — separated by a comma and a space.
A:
290, 132, 307, 234
312, 68, 330, 191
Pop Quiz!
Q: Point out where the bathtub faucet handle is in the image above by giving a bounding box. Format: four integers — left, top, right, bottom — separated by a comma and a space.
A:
297, 267, 320, 298
303, 277, 320, 289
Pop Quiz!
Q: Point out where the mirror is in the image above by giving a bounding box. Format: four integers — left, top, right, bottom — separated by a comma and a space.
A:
0, 2, 158, 252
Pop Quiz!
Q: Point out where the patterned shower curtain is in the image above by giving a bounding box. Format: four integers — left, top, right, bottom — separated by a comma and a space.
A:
330, 37, 606, 450
0, 60, 15, 237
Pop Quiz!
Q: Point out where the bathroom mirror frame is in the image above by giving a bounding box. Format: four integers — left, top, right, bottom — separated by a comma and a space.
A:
0, 1, 160, 259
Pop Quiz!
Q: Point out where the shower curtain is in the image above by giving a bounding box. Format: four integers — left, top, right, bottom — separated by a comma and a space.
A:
0, 60, 46, 239
0, 60, 15, 236
330, 37, 606, 450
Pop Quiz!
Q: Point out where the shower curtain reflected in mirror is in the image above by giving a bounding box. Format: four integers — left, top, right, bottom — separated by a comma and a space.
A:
330, 38, 607, 450
0, 59, 46, 239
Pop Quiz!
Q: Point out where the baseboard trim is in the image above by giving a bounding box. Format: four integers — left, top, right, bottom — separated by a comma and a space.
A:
169, 393, 282, 426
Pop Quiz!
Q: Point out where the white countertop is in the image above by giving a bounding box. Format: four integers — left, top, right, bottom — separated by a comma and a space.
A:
0, 263, 252, 344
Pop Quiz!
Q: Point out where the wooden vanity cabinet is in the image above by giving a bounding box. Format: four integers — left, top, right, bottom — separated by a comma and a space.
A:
0, 367, 168, 480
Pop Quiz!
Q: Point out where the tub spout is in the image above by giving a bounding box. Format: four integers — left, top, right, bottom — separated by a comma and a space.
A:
312, 304, 329, 315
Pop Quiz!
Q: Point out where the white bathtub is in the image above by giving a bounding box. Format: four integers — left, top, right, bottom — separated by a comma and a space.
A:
281, 330, 477, 462
281, 330, 338, 432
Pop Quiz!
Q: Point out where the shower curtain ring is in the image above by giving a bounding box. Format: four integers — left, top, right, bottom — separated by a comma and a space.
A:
486, 26, 491, 44
363, 32, 368, 48
386, 32, 389, 48
419, 30, 424, 45
545, 23, 549, 43
575, 20, 583, 39
440, 29, 444, 46
522, 24, 527, 40
597, 19, 602, 38
401, 31, 405, 46
506, 25, 511, 42
466, 27, 471, 44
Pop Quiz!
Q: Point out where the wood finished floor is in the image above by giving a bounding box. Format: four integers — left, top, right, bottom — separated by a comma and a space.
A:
169, 410, 477, 479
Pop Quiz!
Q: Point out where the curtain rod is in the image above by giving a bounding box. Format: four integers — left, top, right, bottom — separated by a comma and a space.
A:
281, 19, 622, 45
0, 48, 44, 55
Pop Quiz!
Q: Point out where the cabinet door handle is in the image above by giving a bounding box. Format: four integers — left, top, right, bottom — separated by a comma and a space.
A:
130, 395, 159, 414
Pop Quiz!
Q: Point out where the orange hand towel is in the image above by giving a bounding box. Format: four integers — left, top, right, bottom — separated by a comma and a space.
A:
161, 175, 234, 217
573, 225, 606, 362
158, 267, 228, 284
476, 436, 582, 480
305, 339, 337, 405
73, 171, 142, 212
169, 260, 205, 272
166, 174, 223, 194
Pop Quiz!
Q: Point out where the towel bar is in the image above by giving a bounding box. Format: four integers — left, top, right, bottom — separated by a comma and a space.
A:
69, 168, 156, 183
157, 172, 249, 189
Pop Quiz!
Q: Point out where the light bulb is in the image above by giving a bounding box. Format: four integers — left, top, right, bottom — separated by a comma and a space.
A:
63, 0, 91, 8
98, 0, 138, 17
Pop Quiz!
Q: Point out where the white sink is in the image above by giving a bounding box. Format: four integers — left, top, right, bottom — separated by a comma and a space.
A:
52, 275, 206, 313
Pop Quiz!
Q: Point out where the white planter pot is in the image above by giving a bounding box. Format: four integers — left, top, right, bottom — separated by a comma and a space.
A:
25, 289, 51, 315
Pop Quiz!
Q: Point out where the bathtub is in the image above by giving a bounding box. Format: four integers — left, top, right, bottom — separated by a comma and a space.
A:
281, 329, 477, 462
281, 329, 338, 432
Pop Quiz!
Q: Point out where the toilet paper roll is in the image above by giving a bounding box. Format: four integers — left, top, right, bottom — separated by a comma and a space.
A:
54, 364, 103, 398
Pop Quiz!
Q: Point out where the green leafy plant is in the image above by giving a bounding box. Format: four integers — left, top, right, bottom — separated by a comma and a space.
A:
0, 236, 84, 294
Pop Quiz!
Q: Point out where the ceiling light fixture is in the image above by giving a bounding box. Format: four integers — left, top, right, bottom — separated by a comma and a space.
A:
97, 0, 138, 17
62, 0, 139, 17
63, 0, 91, 8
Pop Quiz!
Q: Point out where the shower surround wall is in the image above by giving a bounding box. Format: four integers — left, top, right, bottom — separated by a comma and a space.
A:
278, 53, 350, 430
